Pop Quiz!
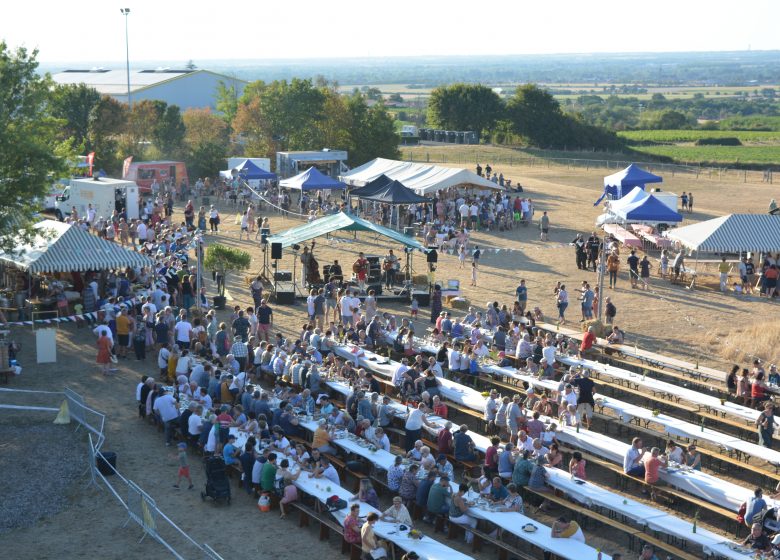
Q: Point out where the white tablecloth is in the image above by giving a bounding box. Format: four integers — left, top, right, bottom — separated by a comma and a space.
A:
463, 499, 611, 560
544, 467, 667, 524
560, 355, 760, 424
293, 470, 473, 560
596, 395, 780, 466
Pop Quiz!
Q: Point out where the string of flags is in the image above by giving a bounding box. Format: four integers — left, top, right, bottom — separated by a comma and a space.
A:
2, 296, 143, 328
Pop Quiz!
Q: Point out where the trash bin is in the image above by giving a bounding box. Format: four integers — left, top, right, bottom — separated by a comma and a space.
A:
96, 451, 117, 476
403, 226, 415, 237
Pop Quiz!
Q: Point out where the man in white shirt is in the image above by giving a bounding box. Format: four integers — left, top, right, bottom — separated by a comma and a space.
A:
392, 358, 409, 387
484, 389, 499, 429
188, 405, 204, 441
316, 456, 341, 486
542, 340, 557, 367
448, 346, 462, 372
174, 318, 193, 349
141, 297, 157, 317
152, 388, 180, 445
404, 403, 434, 451
136, 221, 147, 245
458, 202, 470, 227
427, 356, 443, 378
157, 344, 171, 379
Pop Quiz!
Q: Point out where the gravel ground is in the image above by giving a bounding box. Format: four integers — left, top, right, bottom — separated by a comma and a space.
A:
0, 418, 88, 533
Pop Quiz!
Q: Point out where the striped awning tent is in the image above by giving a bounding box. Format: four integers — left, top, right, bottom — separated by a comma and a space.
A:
664, 214, 780, 253
0, 219, 154, 273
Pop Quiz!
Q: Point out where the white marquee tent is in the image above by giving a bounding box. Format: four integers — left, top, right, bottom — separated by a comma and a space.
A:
0, 220, 154, 273
664, 214, 780, 253
340, 158, 502, 196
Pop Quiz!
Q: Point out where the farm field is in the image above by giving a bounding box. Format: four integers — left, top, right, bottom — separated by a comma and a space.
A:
619, 129, 780, 143
629, 144, 780, 165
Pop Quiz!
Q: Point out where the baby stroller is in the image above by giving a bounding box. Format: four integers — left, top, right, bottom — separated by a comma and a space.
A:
200, 456, 231, 505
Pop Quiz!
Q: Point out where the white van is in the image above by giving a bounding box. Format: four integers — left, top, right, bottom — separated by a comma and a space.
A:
55, 177, 140, 222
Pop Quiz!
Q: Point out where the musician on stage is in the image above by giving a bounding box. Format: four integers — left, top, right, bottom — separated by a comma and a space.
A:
353, 252, 369, 294
383, 249, 399, 289
329, 259, 344, 284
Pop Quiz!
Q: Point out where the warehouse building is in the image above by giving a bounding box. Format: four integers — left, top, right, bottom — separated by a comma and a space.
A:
51, 68, 247, 110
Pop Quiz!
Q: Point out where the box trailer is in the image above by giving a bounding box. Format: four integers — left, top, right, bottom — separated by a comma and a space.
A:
55, 177, 139, 222
123, 160, 188, 192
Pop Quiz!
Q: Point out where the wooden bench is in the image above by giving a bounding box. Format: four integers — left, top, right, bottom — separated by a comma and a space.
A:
288, 500, 357, 558
326, 453, 368, 492
469, 526, 533, 560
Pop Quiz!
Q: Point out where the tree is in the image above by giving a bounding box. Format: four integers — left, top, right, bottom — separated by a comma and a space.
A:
506, 84, 567, 147
153, 104, 186, 157
427, 84, 503, 135
202, 244, 251, 303
50, 83, 101, 147
388, 93, 403, 103
0, 42, 63, 252
183, 108, 229, 179
234, 78, 327, 158
125, 99, 166, 159
345, 94, 399, 166
88, 95, 127, 174
215, 80, 239, 127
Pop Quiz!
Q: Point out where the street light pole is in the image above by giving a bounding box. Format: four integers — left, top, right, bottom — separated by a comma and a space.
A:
120, 8, 131, 108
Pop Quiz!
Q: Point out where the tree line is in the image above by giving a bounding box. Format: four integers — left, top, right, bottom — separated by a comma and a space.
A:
426, 83, 624, 151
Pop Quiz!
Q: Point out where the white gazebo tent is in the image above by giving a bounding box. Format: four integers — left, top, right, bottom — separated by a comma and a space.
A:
664, 214, 780, 254
340, 158, 502, 196
0, 220, 154, 273
664, 214, 780, 289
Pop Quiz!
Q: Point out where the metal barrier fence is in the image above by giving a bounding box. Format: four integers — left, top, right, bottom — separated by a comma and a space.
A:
403, 148, 775, 185
0, 387, 224, 560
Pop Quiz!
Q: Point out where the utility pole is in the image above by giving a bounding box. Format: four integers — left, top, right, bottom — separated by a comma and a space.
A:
120, 8, 131, 108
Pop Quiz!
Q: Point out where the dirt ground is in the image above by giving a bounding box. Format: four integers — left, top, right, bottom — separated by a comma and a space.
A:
0, 154, 775, 559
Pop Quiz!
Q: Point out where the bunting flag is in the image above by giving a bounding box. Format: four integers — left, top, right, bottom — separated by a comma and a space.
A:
2, 296, 142, 328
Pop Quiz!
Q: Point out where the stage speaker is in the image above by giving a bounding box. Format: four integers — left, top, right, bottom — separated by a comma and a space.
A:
413, 291, 430, 307
275, 283, 295, 304
271, 242, 283, 259
366, 283, 383, 296
274, 270, 292, 281
426, 248, 438, 263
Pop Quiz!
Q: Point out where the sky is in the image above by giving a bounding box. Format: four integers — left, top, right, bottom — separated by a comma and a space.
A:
3, 0, 779, 65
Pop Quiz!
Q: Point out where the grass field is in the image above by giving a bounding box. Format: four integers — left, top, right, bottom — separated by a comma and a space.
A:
629, 144, 780, 165
619, 130, 780, 143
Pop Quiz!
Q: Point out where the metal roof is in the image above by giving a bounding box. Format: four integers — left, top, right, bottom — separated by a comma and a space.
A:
664, 214, 780, 253
50, 69, 245, 96
0, 220, 154, 273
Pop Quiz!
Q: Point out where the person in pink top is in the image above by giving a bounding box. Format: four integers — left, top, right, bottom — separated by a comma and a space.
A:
642, 447, 664, 500
569, 451, 587, 480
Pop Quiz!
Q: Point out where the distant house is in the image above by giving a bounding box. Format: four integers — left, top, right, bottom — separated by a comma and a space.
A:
51, 68, 247, 110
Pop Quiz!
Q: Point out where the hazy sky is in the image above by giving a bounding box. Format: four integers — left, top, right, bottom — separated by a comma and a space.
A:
4, 0, 779, 65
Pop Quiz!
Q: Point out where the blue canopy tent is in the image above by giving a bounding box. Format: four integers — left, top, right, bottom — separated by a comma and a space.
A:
234, 159, 277, 181
595, 164, 663, 206
279, 166, 346, 191
615, 194, 683, 223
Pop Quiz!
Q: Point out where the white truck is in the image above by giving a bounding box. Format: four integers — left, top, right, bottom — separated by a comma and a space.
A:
54, 177, 140, 222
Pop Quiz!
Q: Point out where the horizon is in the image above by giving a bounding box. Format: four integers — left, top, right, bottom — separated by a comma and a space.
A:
5, 0, 778, 64
34, 49, 780, 70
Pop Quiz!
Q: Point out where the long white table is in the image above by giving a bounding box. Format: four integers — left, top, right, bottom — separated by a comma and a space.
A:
595, 394, 780, 467
559, 355, 761, 425
461, 491, 612, 560
292, 469, 473, 560
553, 424, 777, 514
543, 468, 753, 560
